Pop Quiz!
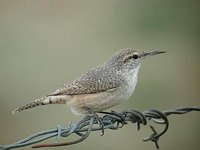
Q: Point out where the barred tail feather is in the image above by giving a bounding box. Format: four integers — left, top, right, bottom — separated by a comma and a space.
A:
12, 95, 68, 114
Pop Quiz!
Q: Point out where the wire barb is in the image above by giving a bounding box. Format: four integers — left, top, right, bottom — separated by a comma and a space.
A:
0, 106, 199, 150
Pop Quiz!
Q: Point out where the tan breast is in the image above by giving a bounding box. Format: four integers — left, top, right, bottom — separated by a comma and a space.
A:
66, 87, 127, 115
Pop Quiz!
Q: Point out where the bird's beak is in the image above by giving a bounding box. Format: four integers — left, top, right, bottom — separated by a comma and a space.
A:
144, 50, 166, 57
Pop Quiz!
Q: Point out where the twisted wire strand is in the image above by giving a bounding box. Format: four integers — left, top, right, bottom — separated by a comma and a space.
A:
1, 106, 199, 150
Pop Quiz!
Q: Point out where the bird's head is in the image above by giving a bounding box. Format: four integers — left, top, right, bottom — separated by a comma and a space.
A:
107, 48, 166, 74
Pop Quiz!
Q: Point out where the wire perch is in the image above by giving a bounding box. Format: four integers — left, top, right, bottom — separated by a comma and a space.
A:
1, 106, 200, 150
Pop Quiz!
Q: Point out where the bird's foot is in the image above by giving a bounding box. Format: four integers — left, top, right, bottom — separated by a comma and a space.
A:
83, 107, 104, 135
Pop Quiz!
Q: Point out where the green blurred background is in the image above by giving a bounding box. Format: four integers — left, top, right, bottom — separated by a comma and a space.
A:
0, 0, 199, 150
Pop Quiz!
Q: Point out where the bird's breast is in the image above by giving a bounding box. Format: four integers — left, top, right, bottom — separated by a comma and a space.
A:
119, 72, 138, 101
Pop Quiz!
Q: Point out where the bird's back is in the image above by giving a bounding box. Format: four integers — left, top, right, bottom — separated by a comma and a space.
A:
50, 63, 126, 96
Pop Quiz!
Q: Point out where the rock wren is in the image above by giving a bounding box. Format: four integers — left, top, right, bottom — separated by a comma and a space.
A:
13, 48, 165, 115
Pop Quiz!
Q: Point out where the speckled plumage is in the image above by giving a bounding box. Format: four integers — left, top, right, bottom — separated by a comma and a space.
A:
13, 48, 165, 115
50, 48, 138, 96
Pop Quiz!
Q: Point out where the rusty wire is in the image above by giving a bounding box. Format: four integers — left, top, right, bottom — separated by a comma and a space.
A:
0, 106, 199, 150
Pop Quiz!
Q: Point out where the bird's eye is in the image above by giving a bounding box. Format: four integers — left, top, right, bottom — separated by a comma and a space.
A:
132, 54, 139, 59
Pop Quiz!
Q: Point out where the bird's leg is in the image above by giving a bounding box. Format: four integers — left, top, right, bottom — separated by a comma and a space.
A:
83, 107, 104, 135
100, 110, 127, 127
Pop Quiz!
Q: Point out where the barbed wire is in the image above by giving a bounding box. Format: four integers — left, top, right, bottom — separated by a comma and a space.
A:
1, 106, 199, 150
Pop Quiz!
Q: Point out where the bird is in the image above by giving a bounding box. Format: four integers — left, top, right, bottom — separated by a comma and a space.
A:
12, 48, 165, 115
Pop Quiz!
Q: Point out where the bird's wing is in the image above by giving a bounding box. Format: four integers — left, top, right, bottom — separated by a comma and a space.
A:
49, 66, 124, 96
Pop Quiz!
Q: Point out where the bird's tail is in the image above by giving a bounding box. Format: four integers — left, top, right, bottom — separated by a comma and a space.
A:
12, 95, 68, 114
